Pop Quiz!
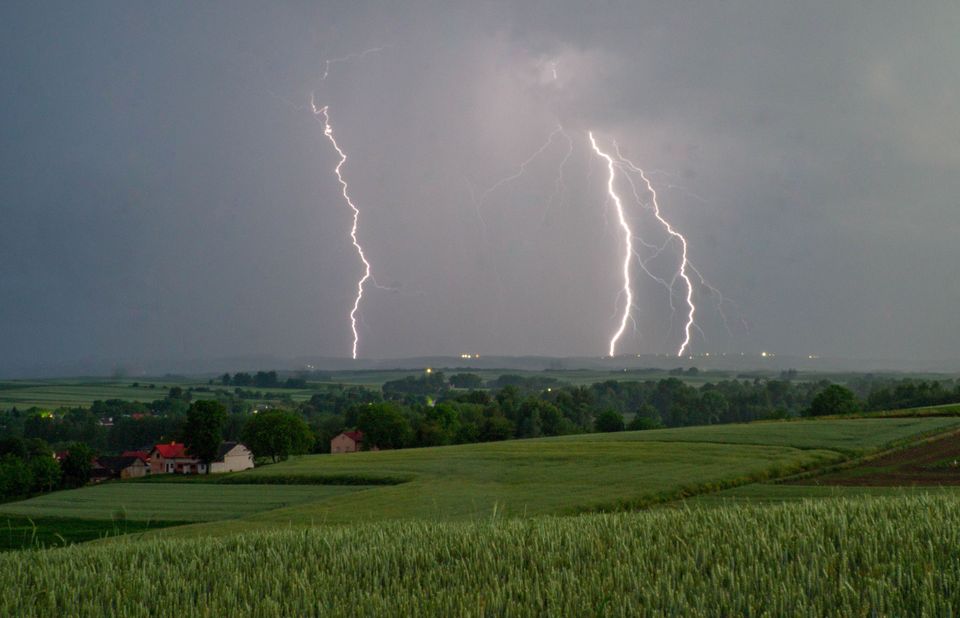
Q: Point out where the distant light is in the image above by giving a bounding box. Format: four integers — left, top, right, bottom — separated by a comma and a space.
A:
761, 351, 768, 358
425, 368, 433, 374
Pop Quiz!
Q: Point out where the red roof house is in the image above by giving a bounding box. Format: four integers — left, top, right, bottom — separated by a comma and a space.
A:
149, 442, 201, 474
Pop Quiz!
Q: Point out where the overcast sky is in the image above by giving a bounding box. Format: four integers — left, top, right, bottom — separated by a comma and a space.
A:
2, 1, 959, 369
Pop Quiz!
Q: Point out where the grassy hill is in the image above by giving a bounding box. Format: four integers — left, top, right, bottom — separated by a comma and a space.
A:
4, 415, 960, 614
0, 484, 365, 522
3, 416, 955, 542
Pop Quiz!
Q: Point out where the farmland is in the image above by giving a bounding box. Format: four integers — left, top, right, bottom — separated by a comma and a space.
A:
0, 378, 318, 411
2, 416, 954, 544
0, 367, 890, 410
0, 514, 185, 552
1, 413, 959, 614
0, 483, 366, 522
4, 495, 960, 616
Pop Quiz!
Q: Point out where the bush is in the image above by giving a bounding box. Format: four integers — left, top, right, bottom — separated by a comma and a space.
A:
594, 410, 625, 433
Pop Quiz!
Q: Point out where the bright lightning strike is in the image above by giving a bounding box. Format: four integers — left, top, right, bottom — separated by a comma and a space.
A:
588, 132, 634, 358
614, 148, 696, 357
311, 95, 371, 360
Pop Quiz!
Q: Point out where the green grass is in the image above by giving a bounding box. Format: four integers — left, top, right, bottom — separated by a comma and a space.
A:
570, 416, 960, 453
0, 515, 185, 552
0, 484, 368, 522
682, 482, 960, 507
3, 416, 956, 543
0, 378, 317, 410
4, 495, 960, 616
136, 417, 959, 539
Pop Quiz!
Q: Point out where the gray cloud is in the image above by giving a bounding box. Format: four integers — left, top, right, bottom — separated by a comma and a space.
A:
1, 1, 959, 370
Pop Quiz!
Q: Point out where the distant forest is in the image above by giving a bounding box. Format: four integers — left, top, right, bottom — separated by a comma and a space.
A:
2, 371, 958, 457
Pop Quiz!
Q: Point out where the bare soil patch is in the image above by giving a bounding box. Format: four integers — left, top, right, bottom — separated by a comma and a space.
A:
797, 431, 960, 486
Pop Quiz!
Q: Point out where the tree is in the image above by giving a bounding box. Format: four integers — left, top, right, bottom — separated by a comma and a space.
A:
806, 385, 861, 417
181, 400, 227, 472
0, 456, 32, 498
241, 410, 313, 463
357, 402, 412, 450
60, 443, 95, 489
478, 414, 514, 442
29, 456, 62, 493
627, 415, 663, 431
449, 373, 483, 389
594, 410, 625, 433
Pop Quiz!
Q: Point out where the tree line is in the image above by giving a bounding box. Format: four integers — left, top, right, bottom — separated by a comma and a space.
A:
1, 372, 958, 494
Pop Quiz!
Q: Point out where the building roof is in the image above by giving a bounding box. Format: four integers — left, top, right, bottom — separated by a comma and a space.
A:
340, 431, 364, 442
152, 442, 188, 458
121, 450, 149, 462
216, 441, 240, 460
96, 456, 144, 474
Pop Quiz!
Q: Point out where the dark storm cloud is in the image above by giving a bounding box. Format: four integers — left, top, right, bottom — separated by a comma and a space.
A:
1, 1, 959, 371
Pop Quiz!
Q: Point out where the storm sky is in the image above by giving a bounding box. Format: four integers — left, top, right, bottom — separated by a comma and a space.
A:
2, 1, 960, 369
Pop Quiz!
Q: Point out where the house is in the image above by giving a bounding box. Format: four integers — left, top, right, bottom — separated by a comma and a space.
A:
149, 441, 254, 474
210, 442, 254, 473
331, 430, 371, 454
150, 442, 198, 474
94, 455, 150, 480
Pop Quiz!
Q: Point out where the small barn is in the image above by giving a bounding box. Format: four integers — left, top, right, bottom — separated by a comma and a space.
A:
210, 442, 254, 473
95, 455, 150, 480
331, 431, 365, 454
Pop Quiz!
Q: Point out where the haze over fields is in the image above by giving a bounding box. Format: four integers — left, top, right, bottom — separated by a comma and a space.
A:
2, 3, 959, 374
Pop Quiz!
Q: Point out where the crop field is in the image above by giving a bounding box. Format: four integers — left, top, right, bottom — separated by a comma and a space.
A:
4, 495, 960, 616
683, 482, 960, 507
571, 416, 960, 452
0, 484, 366, 522
119, 416, 954, 540
0, 515, 184, 552
0, 379, 177, 409
0, 416, 955, 543
0, 378, 318, 410
0, 367, 833, 410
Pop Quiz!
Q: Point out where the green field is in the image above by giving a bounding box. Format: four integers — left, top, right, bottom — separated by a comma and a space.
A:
0, 515, 184, 552
0, 378, 318, 410
0, 484, 367, 522
683, 482, 960, 506
2, 414, 960, 613
3, 416, 955, 540
0, 368, 776, 409
4, 495, 959, 616
569, 416, 960, 452
113, 417, 960, 540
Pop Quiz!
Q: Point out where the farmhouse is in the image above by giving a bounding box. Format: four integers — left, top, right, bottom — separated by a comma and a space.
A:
331, 430, 365, 453
150, 442, 197, 474
149, 441, 255, 474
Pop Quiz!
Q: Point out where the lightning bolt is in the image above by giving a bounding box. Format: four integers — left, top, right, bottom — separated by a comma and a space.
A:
542, 129, 574, 226
588, 132, 634, 357
311, 95, 371, 359
321, 47, 386, 81
613, 147, 696, 357
476, 124, 566, 219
